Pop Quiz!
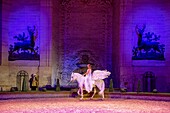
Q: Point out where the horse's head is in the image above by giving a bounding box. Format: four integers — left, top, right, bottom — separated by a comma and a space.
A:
70, 72, 83, 83
70, 72, 77, 82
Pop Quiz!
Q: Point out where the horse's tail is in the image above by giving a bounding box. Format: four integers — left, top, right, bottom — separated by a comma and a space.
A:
98, 80, 105, 95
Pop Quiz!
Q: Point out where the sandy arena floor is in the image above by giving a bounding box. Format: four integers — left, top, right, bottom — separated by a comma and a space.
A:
0, 98, 170, 113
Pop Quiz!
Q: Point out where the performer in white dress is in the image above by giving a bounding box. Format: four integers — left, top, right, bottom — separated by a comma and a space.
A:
83, 64, 93, 93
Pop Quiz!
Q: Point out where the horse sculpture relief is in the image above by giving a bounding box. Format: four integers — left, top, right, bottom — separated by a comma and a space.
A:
132, 24, 165, 60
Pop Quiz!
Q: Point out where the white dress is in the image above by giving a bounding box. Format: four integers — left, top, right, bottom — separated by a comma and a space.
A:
84, 69, 93, 92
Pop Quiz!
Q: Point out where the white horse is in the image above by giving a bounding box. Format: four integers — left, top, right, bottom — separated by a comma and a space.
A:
70, 70, 111, 100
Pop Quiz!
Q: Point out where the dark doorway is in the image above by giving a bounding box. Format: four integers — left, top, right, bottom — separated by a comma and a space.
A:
143, 71, 156, 92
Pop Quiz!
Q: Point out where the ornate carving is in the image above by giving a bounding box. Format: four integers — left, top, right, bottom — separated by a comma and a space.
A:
8, 26, 40, 61
132, 24, 165, 60
60, 0, 71, 5
76, 50, 94, 68
101, 0, 113, 5
60, 0, 113, 6
81, 0, 90, 4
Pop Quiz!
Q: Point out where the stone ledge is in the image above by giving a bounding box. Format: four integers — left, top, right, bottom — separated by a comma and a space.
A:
0, 85, 12, 92
0, 91, 170, 101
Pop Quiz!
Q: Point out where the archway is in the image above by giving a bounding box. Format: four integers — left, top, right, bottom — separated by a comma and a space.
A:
16, 70, 29, 91
143, 71, 156, 92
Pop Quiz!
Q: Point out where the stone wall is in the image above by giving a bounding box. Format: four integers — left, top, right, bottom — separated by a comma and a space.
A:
1, 0, 170, 92
56, 0, 113, 87
120, 0, 170, 92
0, 0, 53, 90
0, 0, 2, 65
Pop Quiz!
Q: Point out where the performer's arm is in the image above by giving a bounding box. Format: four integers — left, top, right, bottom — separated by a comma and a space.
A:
83, 69, 90, 76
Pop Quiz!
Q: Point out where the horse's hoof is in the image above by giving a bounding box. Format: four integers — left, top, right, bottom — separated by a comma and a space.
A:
90, 97, 93, 100
80, 98, 83, 101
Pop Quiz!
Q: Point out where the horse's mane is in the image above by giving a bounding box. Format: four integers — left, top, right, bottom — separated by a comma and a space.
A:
73, 72, 83, 77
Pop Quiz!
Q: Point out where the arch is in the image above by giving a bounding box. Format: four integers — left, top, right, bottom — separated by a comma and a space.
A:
16, 70, 29, 91
143, 71, 156, 92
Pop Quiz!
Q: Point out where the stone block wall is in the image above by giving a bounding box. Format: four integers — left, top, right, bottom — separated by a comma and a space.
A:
56, 0, 114, 87
1, 0, 170, 92
120, 0, 170, 92
0, 0, 2, 65
0, 0, 53, 91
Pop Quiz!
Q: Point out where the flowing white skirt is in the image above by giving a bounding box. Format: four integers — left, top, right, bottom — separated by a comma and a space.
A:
84, 74, 93, 92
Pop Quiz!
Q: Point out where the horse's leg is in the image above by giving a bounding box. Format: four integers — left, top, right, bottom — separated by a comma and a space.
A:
97, 80, 105, 100
101, 83, 105, 100
90, 86, 96, 99
77, 88, 80, 96
101, 91, 104, 100
80, 87, 84, 100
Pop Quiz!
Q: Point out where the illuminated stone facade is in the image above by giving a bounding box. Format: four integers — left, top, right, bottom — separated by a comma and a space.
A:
0, 0, 170, 92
